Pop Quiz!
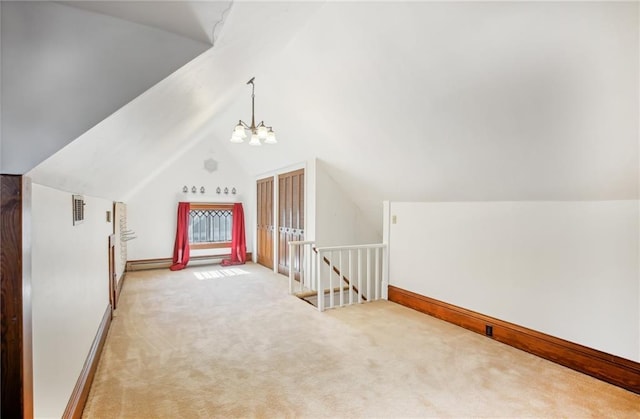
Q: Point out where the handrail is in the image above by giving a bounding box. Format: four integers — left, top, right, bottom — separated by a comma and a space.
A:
288, 241, 388, 312
289, 240, 316, 245
315, 243, 386, 251
315, 243, 386, 312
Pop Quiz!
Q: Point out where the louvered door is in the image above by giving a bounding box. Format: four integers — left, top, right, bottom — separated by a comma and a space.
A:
278, 169, 304, 276
256, 176, 274, 269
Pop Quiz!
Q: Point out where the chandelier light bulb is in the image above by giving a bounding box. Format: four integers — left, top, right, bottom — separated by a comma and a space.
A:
265, 128, 277, 144
234, 123, 247, 139
257, 125, 268, 140
230, 132, 244, 143
249, 132, 262, 146
230, 122, 247, 143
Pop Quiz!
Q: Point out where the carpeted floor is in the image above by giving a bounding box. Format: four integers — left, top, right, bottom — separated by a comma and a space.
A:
83, 262, 640, 418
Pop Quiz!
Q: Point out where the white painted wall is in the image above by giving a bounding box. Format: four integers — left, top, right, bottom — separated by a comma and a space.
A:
126, 138, 253, 261
1, 1, 209, 174
31, 183, 112, 418
0, 2, 3, 169
388, 200, 640, 362
305, 159, 317, 243
315, 159, 380, 246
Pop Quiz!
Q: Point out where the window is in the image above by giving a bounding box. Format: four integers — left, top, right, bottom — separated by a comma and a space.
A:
188, 204, 233, 249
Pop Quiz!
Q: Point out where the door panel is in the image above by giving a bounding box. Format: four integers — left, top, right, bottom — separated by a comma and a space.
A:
108, 234, 117, 311
278, 169, 304, 276
256, 177, 274, 269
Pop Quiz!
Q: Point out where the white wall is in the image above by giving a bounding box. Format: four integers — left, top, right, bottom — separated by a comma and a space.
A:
305, 158, 317, 243
126, 138, 253, 261
31, 183, 112, 418
637, 2, 640, 365
315, 159, 380, 247
388, 201, 640, 362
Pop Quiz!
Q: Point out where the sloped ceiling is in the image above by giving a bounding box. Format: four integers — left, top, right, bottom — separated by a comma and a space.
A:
23, 1, 640, 233
226, 1, 639, 227
27, 1, 323, 198
58, 1, 231, 45
0, 1, 228, 174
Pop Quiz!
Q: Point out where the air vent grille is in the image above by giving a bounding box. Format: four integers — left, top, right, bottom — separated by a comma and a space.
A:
72, 195, 85, 225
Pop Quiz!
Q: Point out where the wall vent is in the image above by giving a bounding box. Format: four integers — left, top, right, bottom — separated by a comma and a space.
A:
72, 195, 85, 225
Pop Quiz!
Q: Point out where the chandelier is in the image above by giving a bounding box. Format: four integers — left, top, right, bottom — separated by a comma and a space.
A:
230, 77, 277, 145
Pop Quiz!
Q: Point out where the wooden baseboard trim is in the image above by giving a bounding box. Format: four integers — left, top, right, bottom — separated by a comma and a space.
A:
63, 305, 112, 419
126, 253, 253, 271
115, 272, 126, 307
388, 285, 640, 395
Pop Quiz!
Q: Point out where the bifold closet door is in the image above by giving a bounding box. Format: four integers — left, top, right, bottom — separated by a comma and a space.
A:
277, 169, 304, 276
256, 176, 274, 269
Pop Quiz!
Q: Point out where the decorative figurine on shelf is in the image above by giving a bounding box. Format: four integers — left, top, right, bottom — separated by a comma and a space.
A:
200, 186, 205, 194
232, 187, 237, 195
191, 186, 196, 193
216, 187, 221, 194
183, 186, 188, 193
224, 187, 229, 194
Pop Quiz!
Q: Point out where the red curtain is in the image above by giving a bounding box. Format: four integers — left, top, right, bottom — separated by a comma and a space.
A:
222, 203, 247, 266
169, 202, 191, 271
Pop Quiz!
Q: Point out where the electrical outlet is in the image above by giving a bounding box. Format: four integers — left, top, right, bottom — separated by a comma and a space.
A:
485, 325, 493, 337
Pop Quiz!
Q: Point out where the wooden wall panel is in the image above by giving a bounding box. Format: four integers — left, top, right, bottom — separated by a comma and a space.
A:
1, 175, 33, 418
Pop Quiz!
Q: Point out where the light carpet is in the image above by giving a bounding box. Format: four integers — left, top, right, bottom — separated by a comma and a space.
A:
83, 263, 640, 418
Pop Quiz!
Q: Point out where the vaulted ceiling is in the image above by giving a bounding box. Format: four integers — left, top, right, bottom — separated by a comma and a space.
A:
58, 1, 231, 45
3, 1, 638, 233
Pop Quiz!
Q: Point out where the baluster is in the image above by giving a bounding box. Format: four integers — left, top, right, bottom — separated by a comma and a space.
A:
298, 244, 304, 293
308, 243, 312, 291
382, 245, 388, 300
339, 250, 344, 307
317, 250, 324, 312
348, 250, 353, 305
302, 244, 307, 291
358, 249, 363, 303
375, 247, 380, 301
328, 251, 334, 309
366, 247, 371, 302
311, 245, 316, 292
288, 242, 294, 294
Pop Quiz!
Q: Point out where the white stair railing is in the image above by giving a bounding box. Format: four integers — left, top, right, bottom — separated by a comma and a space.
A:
315, 244, 386, 312
288, 241, 388, 312
288, 241, 316, 294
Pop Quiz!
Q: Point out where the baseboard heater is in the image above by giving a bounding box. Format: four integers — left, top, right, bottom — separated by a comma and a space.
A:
126, 253, 252, 272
